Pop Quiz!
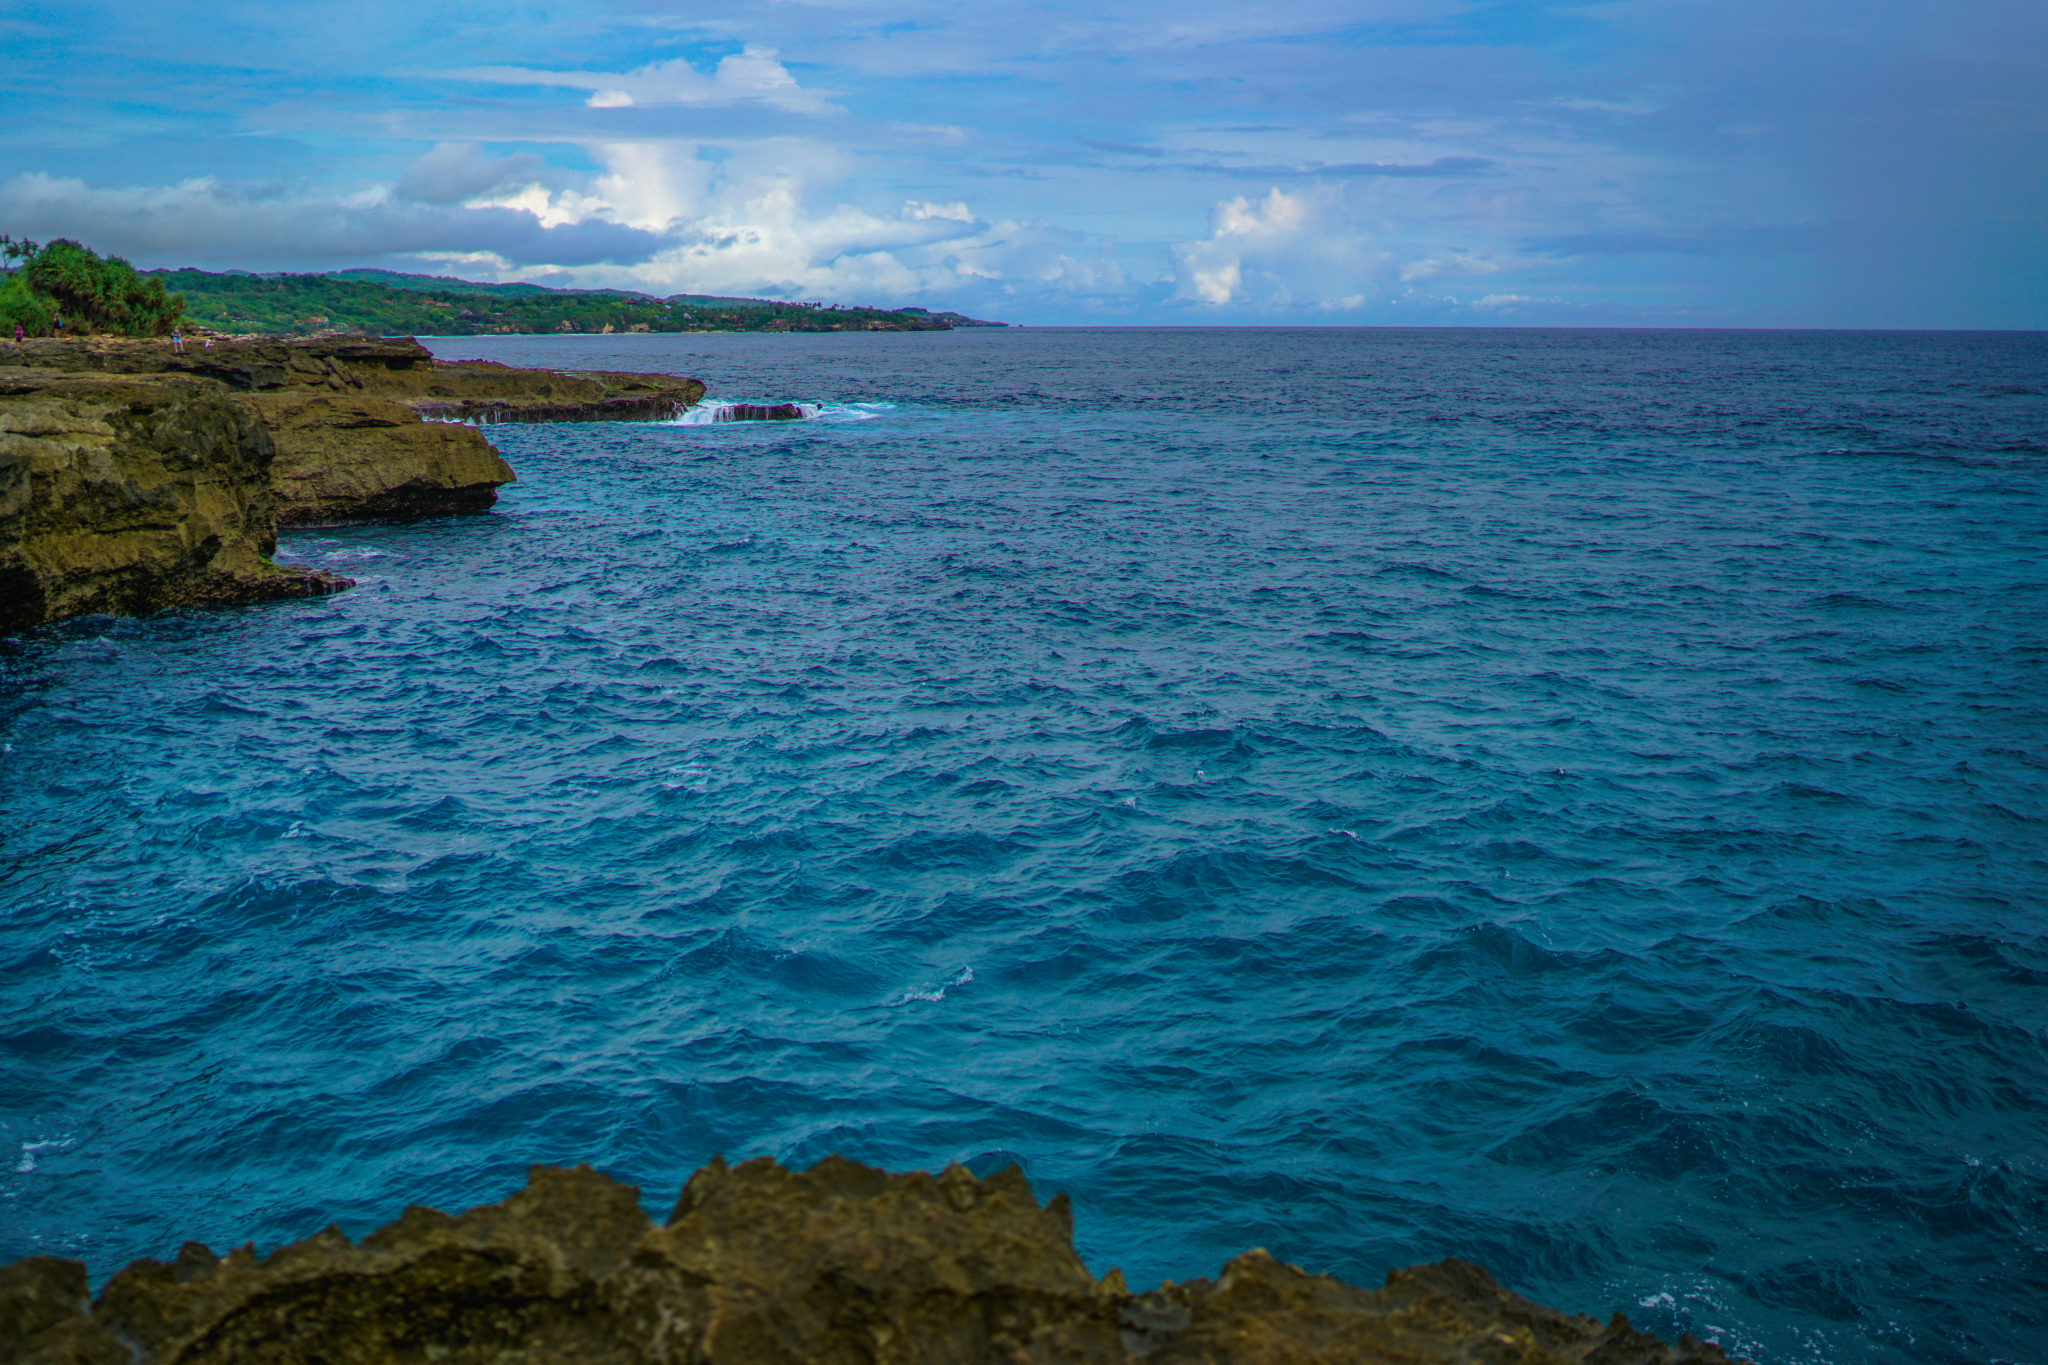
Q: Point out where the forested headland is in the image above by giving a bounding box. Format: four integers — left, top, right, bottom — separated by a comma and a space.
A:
0, 239, 1001, 337
150, 268, 1001, 335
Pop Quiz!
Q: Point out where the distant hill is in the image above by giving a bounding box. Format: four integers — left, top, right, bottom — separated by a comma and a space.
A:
325, 271, 784, 308
324, 270, 583, 299
144, 268, 1006, 336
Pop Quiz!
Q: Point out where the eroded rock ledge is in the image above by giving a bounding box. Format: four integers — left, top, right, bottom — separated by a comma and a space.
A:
0, 1155, 1739, 1365
0, 336, 707, 629
0, 373, 350, 632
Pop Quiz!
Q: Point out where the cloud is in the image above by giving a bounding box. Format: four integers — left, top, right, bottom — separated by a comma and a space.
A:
1398, 253, 1506, 283
1170, 188, 1312, 304
1077, 138, 1170, 158
1074, 149, 1496, 180
4, 0, 2040, 324
1223, 157, 1494, 179
1550, 96, 1664, 115
1167, 184, 1559, 316
446, 47, 837, 115
0, 173, 666, 270
0, 130, 1134, 315
395, 143, 548, 204
902, 200, 973, 222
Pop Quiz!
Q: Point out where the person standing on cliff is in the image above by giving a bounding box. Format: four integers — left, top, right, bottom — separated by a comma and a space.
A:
11, 323, 19, 345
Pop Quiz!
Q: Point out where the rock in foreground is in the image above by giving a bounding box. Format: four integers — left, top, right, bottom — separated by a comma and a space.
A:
1, 1156, 1740, 1365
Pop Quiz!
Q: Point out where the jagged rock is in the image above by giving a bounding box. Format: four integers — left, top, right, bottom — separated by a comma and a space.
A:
85, 1165, 652, 1365
605, 1155, 1125, 1364
0, 371, 350, 630
0, 1257, 126, 1365
0, 1157, 1744, 1365
1123, 1252, 1736, 1364
714, 404, 807, 423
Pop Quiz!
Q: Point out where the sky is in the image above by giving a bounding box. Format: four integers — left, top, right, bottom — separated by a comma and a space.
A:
1, 0, 2042, 326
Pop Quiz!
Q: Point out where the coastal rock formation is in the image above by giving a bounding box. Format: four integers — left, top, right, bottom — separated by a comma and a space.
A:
716, 403, 808, 422
245, 392, 516, 526
0, 1156, 1740, 1365
380, 360, 706, 425
0, 371, 348, 631
0, 334, 706, 628
6, 335, 706, 521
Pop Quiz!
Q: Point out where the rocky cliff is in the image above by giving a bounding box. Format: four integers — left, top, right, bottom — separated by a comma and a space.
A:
9, 337, 706, 429
0, 1156, 1738, 1365
0, 370, 349, 632
0, 335, 707, 627
244, 391, 516, 527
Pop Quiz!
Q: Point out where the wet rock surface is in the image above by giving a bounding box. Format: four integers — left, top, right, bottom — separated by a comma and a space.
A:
1, 1157, 1742, 1365
715, 403, 808, 422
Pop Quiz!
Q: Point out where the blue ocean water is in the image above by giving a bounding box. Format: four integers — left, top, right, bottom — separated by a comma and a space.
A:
3, 327, 2045, 1363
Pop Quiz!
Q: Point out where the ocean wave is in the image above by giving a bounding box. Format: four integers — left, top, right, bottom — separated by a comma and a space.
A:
663, 398, 895, 426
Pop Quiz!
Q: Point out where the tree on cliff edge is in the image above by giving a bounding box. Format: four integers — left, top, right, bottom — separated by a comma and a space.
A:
21, 239, 186, 336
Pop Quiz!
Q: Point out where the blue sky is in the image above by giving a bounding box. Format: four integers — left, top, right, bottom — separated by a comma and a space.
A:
2, 0, 2041, 324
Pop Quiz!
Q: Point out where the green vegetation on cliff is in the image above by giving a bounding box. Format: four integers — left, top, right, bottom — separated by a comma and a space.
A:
0, 239, 187, 337
0, 272, 55, 336
146, 267, 1001, 335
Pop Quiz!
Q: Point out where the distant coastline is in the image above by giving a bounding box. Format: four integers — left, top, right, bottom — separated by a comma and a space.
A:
145, 266, 1008, 338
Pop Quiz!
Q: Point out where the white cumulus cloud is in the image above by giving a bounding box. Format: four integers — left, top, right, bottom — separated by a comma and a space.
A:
448, 47, 837, 115
1170, 188, 1309, 304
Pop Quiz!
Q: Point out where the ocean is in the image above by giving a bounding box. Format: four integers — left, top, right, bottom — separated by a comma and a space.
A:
2, 327, 2044, 1363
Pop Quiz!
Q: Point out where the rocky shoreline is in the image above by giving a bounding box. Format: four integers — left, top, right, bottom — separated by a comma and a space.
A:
0, 336, 706, 632
2, 1155, 1738, 1365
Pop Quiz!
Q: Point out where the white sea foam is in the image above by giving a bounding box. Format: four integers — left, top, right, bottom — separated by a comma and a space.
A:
664, 399, 892, 427
15, 1138, 74, 1175
895, 965, 973, 1005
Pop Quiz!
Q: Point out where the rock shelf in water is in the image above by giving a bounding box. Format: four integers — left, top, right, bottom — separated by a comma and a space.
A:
0, 1155, 1740, 1365
0, 335, 707, 631
716, 403, 809, 422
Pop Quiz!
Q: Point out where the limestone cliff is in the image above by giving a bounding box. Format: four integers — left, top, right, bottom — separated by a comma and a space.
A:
0, 371, 347, 632
0, 1156, 1739, 1365
0, 334, 707, 628
245, 391, 516, 527
364, 357, 706, 425
6, 335, 707, 524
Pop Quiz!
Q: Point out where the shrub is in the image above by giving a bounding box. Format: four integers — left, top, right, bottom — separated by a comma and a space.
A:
22, 238, 187, 336
0, 272, 56, 337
